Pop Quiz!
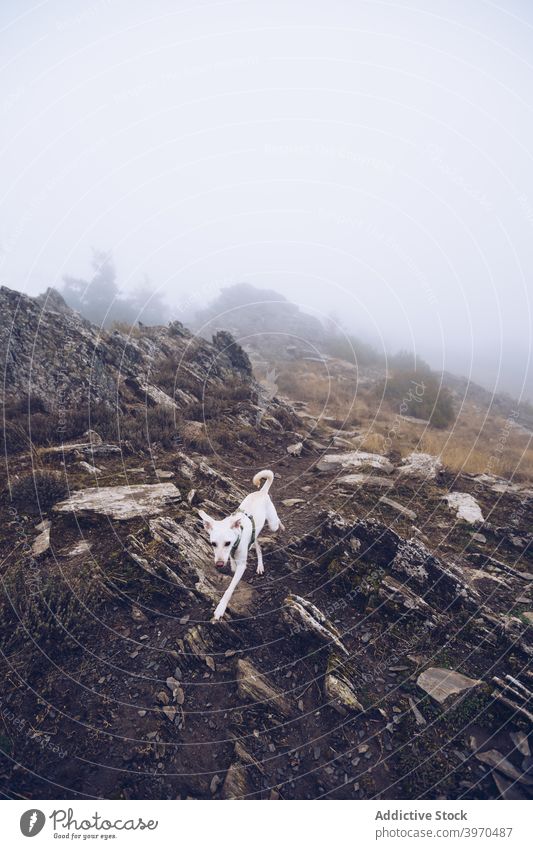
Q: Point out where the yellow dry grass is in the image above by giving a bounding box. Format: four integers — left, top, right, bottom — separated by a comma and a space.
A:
268, 360, 533, 482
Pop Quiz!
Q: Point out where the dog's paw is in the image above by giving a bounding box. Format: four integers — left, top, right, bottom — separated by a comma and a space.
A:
213, 604, 226, 621
256, 564, 264, 575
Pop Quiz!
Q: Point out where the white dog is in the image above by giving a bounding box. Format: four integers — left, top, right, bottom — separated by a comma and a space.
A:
198, 469, 284, 620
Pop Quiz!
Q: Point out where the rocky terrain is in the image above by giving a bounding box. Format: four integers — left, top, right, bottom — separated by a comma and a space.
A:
0, 285, 531, 800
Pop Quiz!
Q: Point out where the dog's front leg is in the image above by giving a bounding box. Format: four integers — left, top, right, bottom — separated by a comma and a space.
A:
213, 561, 246, 620
255, 540, 264, 575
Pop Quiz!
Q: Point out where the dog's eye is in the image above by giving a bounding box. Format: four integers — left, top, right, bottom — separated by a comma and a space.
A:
224, 541, 231, 547
211, 542, 217, 548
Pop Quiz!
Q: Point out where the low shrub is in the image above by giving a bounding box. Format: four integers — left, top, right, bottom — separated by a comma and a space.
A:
382, 369, 455, 429
10, 471, 68, 513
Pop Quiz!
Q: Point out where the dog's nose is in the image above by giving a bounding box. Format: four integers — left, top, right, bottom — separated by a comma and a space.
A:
215, 561, 225, 569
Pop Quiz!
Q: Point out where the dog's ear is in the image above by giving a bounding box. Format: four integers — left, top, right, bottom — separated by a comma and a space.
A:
198, 510, 214, 531
230, 516, 242, 530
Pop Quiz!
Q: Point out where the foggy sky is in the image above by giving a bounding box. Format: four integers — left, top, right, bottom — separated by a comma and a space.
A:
1, 0, 532, 400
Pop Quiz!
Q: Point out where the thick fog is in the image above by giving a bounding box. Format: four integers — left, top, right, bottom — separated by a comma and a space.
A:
1, 0, 532, 399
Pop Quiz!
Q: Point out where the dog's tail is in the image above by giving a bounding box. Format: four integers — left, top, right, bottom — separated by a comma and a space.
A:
253, 469, 274, 492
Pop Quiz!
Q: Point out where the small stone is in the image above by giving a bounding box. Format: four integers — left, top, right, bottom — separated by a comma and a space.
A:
287, 442, 303, 457
32, 526, 51, 556
210, 774, 222, 795
510, 731, 530, 757
166, 676, 184, 703
471, 532, 487, 543
162, 706, 177, 722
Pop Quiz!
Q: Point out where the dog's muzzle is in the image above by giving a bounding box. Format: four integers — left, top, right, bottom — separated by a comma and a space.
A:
215, 561, 225, 570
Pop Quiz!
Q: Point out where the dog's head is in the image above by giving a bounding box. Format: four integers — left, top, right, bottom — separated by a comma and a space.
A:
198, 510, 242, 569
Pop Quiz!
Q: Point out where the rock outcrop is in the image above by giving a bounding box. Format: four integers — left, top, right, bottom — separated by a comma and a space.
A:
54, 483, 181, 520
0, 285, 254, 409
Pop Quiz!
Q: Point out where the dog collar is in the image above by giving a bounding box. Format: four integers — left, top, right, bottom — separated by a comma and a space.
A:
230, 511, 256, 558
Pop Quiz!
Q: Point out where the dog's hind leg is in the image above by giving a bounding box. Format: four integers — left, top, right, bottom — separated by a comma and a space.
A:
266, 500, 284, 532
255, 540, 264, 575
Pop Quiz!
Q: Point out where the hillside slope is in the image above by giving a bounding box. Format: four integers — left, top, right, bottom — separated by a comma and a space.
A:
0, 286, 531, 801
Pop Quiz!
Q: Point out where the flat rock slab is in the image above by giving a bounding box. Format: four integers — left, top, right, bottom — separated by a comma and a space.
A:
417, 667, 482, 704
54, 483, 181, 520
337, 473, 394, 489
444, 492, 484, 524
44, 442, 121, 457
399, 452, 442, 479
318, 451, 393, 474
475, 749, 533, 786
379, 496, 417, 520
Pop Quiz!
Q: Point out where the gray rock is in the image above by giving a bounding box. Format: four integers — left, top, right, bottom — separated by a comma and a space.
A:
417, 667, 482, 704
78, 461, 101, 474
510, 731, 530, 757
317, 451, 393, 474
475, 749, 533, 786
399, 452, 442, 480
282, 593, 349, 657
287, 441, 303, 457
336, 473, 394, 489
31, 526, 51, 556
236, 658, 292, 717
54, 483, 181, 520
83, 429, 103, 445
444, 492, 484, 524
324, 654, 363, 714
379, 496, 417, 520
